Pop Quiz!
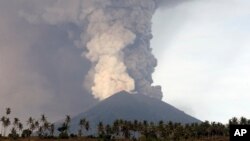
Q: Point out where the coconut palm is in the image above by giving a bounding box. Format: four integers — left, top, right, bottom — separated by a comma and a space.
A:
3, 117, 11, 136
79, 118, 89, 137
13, 117, 19, 130
85, 121, 90, 132
229, 117, 238, 125
247, 119, 250, 125
27, 117, 34, 127
65, 115, 71, 133
38, 126, 43, 137
50, 124, 55, 137
43, 121, 50, 137
121, 121, 130, 139
27, 117, 35, 136
0, 116, 5, 136
9, 127, 18, 139
79, 118, 86, 136
65, 115, 71, 125
112, 119, 120, 139
41, 114, 47, 123
18, 122, 23, 136
105, 124, 112, 137
34, 120, 40, 129
240, 117, 247, 125
0, 107, 11, 136
6, 108, 11, 116
30, 123, 36, 135
98, 122, 104, 137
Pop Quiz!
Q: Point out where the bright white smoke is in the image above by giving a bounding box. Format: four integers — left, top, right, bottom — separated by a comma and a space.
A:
20, 0, 164, 100
85, 23, 136, 100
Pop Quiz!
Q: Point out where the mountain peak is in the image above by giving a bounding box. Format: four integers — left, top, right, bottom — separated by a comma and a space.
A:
67, 91, 201, 133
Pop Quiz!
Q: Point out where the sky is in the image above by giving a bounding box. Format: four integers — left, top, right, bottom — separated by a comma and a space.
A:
0, 0, 249, 124
0, 0, 98, 122
152, 0, 250, 123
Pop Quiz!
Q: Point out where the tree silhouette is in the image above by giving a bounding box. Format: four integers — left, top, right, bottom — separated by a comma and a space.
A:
78, 118, 90, 137
18, 122, 23, 136
240, 117, 247, 125
0, 107, 244, 140
79, 118, 86, 137
6, 108, 11, 115
98, 122, 104, 138
13, 117, 19, 130
2, 117, 10, 136
50, 123, 55, 137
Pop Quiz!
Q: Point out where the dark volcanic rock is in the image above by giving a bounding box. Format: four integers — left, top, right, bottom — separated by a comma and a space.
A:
66, 91, 200, 133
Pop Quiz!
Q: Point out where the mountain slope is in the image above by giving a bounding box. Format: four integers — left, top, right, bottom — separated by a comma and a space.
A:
67, 91, 200, 133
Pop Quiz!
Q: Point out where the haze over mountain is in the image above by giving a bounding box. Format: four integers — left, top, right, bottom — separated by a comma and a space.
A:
67, 91, 200, 133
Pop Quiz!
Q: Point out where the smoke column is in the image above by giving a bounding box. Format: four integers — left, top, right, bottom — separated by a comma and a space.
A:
21, 0, 163, 100
81, 0, 163, 100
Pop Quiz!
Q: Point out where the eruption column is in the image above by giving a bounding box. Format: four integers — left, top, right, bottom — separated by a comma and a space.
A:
21, 0, 164, 100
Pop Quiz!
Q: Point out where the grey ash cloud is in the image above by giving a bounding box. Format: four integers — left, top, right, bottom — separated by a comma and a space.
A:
0, 0, 188, 120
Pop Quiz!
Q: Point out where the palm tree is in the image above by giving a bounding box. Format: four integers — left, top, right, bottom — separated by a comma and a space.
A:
18, 123, 23, 136
105, 124, 112, 137
57, 115, 70, 137
85, 121, 90, 133
65, 115, 71, 124
121, 121, 130, 139
50, 124, 55, 137
27, 117, 34, 127
141, 120, 149, 137
34, 120, 40, 129
38, 126, 43, 137
30, 123, 36, 136
41, 114, 47, 123
0, 116, 5, 136
0, 107, 11, 136
3, 117, 11, 136
64, 115, 71, 135
98, 122, 104, 137
6, 107, 11, 116
79, 118, 89, 137
229, 117, 238, 125
43, 121, 50, 137
27, 117, 35, 136
79, 118, 86, 137
39, 114, 47, 136
240, 117, 247, 125
112, 120, 120, 138
13, 117, 19, 130
247, 119, 250, 125
10, 127, 18, 139
158, 120, 167, 139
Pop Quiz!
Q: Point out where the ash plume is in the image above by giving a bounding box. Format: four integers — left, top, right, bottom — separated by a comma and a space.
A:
21, 0, 165, 100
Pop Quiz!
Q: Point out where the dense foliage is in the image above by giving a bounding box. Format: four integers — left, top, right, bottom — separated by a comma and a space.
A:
0, 107, 249, 140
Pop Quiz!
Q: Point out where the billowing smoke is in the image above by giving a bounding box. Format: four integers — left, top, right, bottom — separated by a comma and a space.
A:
21, 0, 164, 100
80, 0, 163, 100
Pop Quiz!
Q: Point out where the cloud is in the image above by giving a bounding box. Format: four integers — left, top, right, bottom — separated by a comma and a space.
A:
0, 0, 196, 121
0, 0, 97, 121
152, 0, 250, 122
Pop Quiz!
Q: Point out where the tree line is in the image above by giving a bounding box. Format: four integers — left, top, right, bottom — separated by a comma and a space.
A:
0, 107, 249, 140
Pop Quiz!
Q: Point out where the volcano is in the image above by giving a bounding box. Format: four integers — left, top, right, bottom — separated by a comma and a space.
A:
66, 91, 200, 133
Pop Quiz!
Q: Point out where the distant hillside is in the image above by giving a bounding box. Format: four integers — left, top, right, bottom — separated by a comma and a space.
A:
65, 91, 200, 133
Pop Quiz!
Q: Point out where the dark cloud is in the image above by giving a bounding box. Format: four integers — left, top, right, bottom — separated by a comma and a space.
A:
0, 0, 188, 121
0, 0, 97, 121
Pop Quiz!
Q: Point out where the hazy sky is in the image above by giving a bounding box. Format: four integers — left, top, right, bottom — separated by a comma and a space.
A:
152, 0, 250, 123
0, 0, 98, 122
0, 0, 249, 124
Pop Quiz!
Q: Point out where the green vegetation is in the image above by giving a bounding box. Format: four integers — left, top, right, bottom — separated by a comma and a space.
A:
0, 107, 248, 140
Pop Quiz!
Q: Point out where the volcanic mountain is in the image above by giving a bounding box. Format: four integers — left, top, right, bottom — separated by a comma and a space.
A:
67, 91, 201, 133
